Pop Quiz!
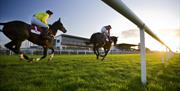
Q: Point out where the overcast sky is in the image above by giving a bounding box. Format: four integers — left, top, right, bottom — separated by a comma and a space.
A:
0, 0, 179, 52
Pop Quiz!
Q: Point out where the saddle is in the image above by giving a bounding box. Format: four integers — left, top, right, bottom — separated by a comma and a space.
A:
30, 25, 54, 40
31, 24, 44, 33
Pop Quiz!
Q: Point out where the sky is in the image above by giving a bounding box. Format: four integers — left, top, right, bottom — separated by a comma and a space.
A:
0, 0, 179, 52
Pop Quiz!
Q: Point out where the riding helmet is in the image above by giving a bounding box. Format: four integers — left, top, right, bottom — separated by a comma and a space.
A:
107, 25, 112, 29
46, 10, 53, 15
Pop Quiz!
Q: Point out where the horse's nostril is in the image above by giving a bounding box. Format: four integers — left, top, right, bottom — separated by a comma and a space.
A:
64, 30, 67, 33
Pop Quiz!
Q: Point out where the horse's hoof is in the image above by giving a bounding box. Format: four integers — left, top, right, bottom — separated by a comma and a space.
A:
48, 58, 53, 63
34, 58, 40, 62
19, 57, 24, 61
19, 54, 24, 61
101, 58, 105, 61
48, 60, 52, 64
28, 58, 34, 63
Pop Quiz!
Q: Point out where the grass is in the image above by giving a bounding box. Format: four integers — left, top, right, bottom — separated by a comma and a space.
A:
0, 53, 179, 91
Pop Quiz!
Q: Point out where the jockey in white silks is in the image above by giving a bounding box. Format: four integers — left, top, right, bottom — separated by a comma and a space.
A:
101, 25, 112, 42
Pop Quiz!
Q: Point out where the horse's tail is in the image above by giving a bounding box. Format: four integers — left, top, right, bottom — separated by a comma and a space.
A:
0, 23, 5, 32
0, 23, 6, 25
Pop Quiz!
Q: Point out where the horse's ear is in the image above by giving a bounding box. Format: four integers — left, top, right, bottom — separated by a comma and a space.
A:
58, 18, 61, 22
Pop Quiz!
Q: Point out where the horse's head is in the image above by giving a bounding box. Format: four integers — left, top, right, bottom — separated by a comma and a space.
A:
52, 18, 67, 33
110, 36, 118, 45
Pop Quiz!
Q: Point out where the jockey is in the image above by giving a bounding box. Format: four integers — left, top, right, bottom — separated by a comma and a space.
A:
101, 25, 112, 42
31, 10, 53, 37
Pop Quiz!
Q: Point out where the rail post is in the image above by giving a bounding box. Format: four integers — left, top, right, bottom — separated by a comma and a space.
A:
140, 25, 146, 84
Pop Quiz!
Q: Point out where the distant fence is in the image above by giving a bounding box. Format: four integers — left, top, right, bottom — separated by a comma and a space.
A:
0, 48, 13, 55
0, 48, 139, 55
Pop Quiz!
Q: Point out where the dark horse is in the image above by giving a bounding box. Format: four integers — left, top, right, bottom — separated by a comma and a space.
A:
87, 32, 118, 61
0, 18, 67, 62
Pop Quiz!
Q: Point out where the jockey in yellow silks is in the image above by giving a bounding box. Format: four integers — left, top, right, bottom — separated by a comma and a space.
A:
31, 10, 53, 36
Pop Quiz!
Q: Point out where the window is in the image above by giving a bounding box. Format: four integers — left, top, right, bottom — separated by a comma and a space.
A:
57, 40, 60, 43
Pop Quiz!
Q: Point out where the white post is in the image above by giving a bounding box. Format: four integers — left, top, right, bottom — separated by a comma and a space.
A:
162, 53, 164, 64
68, 50, 70, 55
32, 49, 34, 55
170, 51, 173, 59
9, 50, 13, 55
85, 50, 86, 55
162, 48, 164, 64
161, 45, 165, 64
77, 50, 79, 55
140, 27, 146, 84
166, 48, 169, 61
59, 49, 61, 54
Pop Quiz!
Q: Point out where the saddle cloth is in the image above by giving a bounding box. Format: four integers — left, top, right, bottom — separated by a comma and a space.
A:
30, 25, 42, 35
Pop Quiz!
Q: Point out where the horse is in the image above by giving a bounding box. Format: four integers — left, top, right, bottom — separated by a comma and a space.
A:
0, 18, 67, 62
87, 32, 118, 61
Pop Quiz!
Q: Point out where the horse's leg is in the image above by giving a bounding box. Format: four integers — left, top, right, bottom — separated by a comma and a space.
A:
20, 53, 31, 61
5, 41, 16, 53
100, 49, 105, 57
102, 49, 109, 61
12, 41, 33, 62
5, 41, 23, 54
26, 47, 48, 62
48, 47, 54, 62
32, 47, 48, 62
93, 46, 99, 59
38, 47, 48, 61
96, 48, 100, 59
14, 41, 25, 61
4, 41, 32, 62
16, 42, 31, 62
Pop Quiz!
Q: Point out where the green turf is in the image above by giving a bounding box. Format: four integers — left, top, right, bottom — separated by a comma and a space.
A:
0, 53, 179, 91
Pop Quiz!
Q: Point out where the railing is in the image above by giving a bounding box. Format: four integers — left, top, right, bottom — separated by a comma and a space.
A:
0, 48, 140, 55
101, 0, 173, 84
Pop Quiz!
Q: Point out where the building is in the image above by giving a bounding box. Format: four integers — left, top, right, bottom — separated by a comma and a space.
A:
54, 34, 92, 50
17, 34, 92, 51
21, 40, 38, 48
115, 43, 139, 51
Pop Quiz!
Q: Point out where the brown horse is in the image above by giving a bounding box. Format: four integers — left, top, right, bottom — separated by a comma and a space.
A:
0, 18, 67, 62
87, 32, 118, 60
